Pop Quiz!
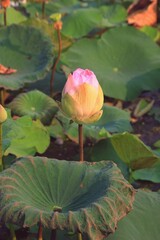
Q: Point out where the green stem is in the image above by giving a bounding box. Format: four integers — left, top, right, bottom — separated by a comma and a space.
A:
78, 124, 83, 240
77, 232, 83, 240
78, 124, 84, 162
0, 123, 3, 172
41, 0, 45, 19
9, 224, 17, 240
3, 7, 7, 26
0, 89, 4, 106
38, 222, 43, 240
50, 28, 62, 97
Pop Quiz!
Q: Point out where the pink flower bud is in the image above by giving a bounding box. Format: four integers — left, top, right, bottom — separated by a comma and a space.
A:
61, 68, 104, 124
0, 105, 7, 123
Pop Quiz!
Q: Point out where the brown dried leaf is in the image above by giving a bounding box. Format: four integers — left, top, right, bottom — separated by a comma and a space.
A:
127, 0, 158, 28
0, 64, 17, 75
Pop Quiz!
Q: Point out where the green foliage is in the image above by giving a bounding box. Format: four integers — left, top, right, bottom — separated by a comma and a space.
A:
0, 157, 135, 240
0, 24, 53, 90
0, 7, 27, 26
61, 26, 160, 100
99, 4, 127, 27
111, 132, 160, 170
91, 132, 160, 182
62, 8, 102, 38
55, 105, 132, 142
22, 18, 73, 52
8, 90, 58, 125
140, 26, 160, 42
2, 115, 50, 158
108, 190, 160, 240
91, 138, 129, 179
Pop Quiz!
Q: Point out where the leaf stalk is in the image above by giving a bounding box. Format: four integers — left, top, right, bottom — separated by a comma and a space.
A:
50, 27, 62, 97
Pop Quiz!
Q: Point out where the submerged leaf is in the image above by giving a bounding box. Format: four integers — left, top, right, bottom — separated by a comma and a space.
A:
0, 157, 135, 240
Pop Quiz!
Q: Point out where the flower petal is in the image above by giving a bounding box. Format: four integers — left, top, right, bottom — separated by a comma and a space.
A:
61, 93, 83, 119
90, 85, 104, 116
75, 110, 103, 124
72, 83, 98, 117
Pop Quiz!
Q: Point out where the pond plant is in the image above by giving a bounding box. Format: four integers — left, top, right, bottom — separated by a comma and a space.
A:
0, 68, 135, 240
0, 104, 7, 171
0, 0, 160, 239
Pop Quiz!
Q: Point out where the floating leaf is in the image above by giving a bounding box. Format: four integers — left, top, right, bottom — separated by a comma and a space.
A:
0, 7, 27, 25
0, 24, 54, 90
2, 116, 50, 157
25, 2, 57, 18
62, 8, 102, 38
100, 4, 127, 27
61, 26, 160, 100
108, 190, 160, 240
8, 90, 58, 125
22, 18, 73, 52
0, 157, 135, 240
140, 26, 160, 41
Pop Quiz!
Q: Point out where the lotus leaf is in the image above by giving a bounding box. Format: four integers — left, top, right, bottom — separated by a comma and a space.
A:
0, 24, 54, 90
2, 115, 50, 157
8, 90, 58, 125
111, 132, 160, 170
108, 190, 160, 240
0, 157, 135, 240
61, 26, 160, 100
0, 7, 27, 25
62, 8, 102, 38
91, 133, 160, 183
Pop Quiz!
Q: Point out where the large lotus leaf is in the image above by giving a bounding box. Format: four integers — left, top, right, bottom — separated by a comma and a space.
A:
22, 18, 73, 52
111, 132, 160, 170
8, 90, 58, 125
0, 7, 27, 25
0, 157, 135, 240
62, 8, 102, 38
61, 26, 160, 100
56, 105, 132, 143
0, 24, 54, 90
26, 0, 78, 17
108, 190, 160, 240
2, 115, 50, 157
25, 2, 58, 17
140, 26, 160, 42
99, 4, 127, 27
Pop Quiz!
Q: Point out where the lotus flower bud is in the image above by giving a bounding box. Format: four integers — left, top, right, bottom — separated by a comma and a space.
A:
61, 68, 104, 124
0, 105, 7, 123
